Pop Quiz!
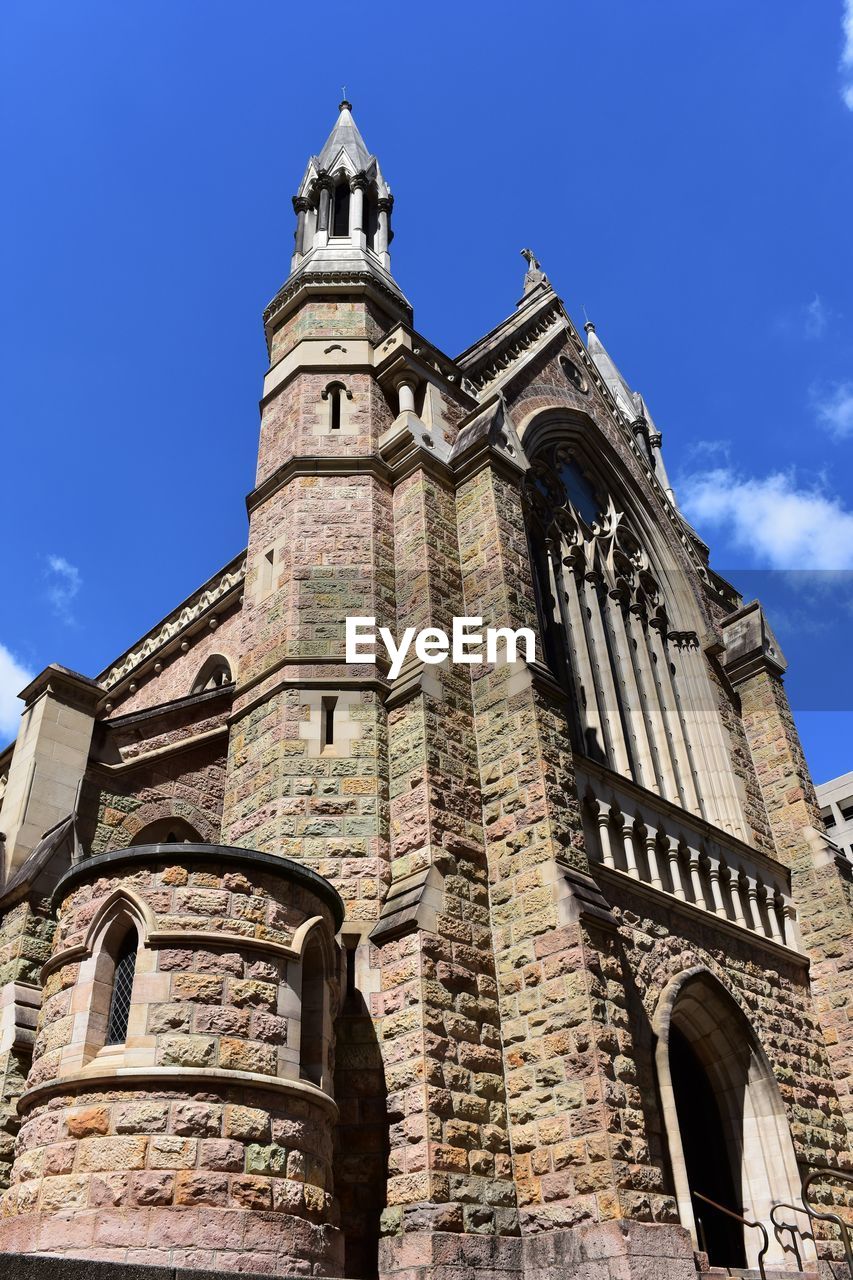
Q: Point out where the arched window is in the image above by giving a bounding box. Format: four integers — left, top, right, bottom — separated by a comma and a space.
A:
105, 928, 138, 1046
332, 181, 350, 237
299, 935, 326, 1088
524, 440, 746, 840
322, 380, 352, 432
191, 654, 233, 694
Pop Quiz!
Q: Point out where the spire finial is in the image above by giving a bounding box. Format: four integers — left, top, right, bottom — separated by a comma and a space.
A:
339, 88, 352, 111
584, 319, 596, 335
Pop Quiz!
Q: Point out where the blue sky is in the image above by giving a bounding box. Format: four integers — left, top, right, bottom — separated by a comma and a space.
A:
2, 1, 852, 784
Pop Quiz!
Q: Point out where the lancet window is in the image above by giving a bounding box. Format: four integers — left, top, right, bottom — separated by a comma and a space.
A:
526, 441, 746, 839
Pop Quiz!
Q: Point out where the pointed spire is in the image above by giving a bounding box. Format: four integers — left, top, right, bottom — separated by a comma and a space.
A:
583, 321, 636, 419
318, 99, 373, 173
263, 101, 410, 341
584, 322, 678, 507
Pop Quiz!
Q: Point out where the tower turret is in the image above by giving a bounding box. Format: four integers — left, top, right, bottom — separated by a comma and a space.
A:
288, 100, 403, 293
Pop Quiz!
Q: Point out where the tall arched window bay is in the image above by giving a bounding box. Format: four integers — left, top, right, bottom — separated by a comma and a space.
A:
524, 439, 747, 842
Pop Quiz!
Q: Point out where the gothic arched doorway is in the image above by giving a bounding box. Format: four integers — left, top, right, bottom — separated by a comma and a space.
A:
654, 968, 811, 1270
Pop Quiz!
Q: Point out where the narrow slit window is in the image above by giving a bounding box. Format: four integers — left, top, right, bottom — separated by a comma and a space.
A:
105, 932, 138, 1046
321, 695, 338, 751
322, 381, 350, 432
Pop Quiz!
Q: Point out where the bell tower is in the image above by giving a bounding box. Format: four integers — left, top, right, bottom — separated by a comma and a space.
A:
222, 98, 410, 864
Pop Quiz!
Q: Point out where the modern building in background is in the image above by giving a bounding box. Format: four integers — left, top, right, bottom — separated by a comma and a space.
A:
816, 771, 853, 861
0, 103, 851, 1280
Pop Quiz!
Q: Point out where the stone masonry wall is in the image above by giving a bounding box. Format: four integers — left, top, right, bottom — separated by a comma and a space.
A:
79, 736, 227, 854
738, 666, 853, 1149
372, 462, 519, 1265
604, 875, 847, 1190
455, 457, 635, 1236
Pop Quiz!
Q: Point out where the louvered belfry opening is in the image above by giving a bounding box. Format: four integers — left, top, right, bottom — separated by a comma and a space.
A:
105, 930, 138, 1045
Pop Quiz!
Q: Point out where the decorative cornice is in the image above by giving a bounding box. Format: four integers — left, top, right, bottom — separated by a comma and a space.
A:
18, 1066, 339, 1118
18, 664, 102, 714
99, 555, 246, 693
263, 267, 411, 348
247, 455, 392, 514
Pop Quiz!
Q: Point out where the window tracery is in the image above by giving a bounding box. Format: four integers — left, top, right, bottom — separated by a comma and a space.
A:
525, 442, 746, 838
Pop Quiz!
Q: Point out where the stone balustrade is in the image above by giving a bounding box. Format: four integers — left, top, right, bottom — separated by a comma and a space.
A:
576, 759, 800, 951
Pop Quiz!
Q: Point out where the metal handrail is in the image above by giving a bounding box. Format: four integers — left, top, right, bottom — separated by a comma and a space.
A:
692, 1190, 769, 1280
802, 1167, 853, 1277
770, 1201, 816, 1272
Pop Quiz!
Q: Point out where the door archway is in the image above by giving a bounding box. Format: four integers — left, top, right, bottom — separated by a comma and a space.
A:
654, 967, 811, 1269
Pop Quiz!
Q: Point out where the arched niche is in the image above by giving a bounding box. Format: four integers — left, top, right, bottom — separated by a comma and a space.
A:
129, 816, 203, 846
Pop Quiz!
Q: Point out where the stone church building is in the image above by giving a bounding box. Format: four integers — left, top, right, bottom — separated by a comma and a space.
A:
0, 103, 851, 1280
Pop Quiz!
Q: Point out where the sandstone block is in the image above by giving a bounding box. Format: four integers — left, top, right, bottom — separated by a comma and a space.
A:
148, 1136, 198, 1169
230, 1174, 273, 1210
172, 1101, 222, 1137
175, 1170, 228, 1207
224, 1104, 271, 1143
228, 978, 278, 1010
66, 1106, 111, 1138
133, 1170, 175, 1205
171, 973, 223, 1003
219, 1037, 276, 1075
39, 1173, 90, 1212
199, 1139, 244, 1171
159, 1035, 216, 1067
77, 1135, 149, 1172
114, 1102, 170, 1134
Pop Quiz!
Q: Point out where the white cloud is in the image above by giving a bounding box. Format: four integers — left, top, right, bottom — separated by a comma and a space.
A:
683, 439, 732, 466
804, 294, 828, 339
0, 643, 33, 742
679, 466, 853, 570
813, 381, 853, 439
842, 0, 853, 108
45, 554, 81, 622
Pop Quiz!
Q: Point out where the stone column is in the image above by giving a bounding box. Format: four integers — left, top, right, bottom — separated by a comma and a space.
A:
315, 175, 332, 247
292, 196, 309, 263
350, 175, 366, 247
376, 198, 392, 266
